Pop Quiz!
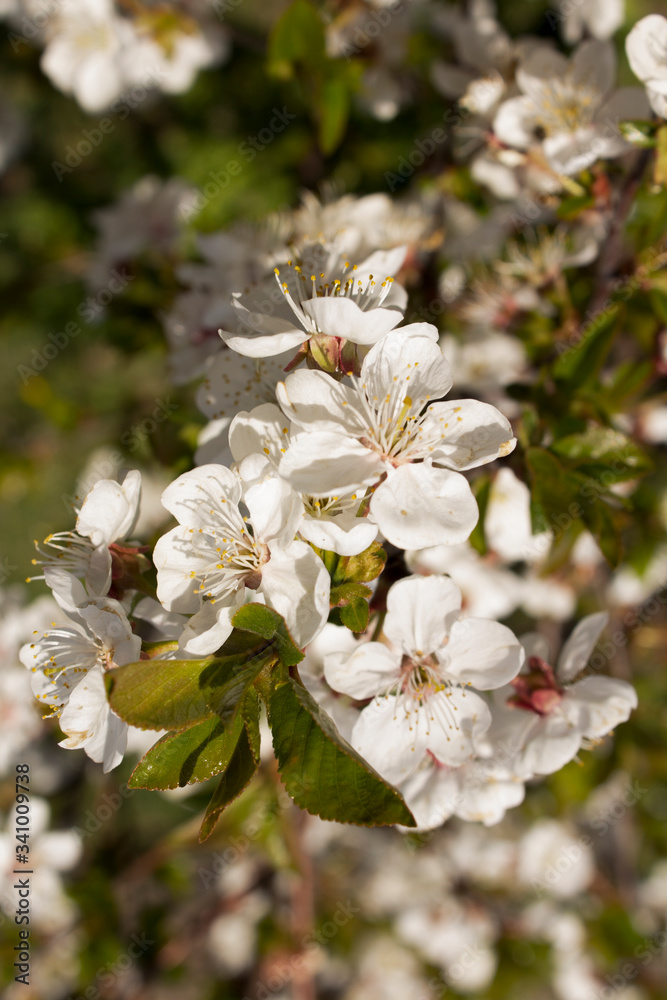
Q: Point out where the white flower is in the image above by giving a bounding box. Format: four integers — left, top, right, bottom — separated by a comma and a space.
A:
406, 542, 524, 620
325, 574, 524, 784
562, 0, 624, 45
19, 573, 140, 772
153, 465, 330, 655
120, 19, 228, 97
626, 15, 667, 118
221, 243, 407, 360
493, 615, 638, 778
0, 798, 82, 932
195, 350, 292, 466
277, 329, 516, 549
40, 0, 136, 113
517, 819, 595, 898
484, 467, 552, 565
398, 750, 526, 831
89, 176, 196, 286
229, 403, 378, 556
30, 470, 142, 598
396, 898, 498, 992
494, 40, 650, 175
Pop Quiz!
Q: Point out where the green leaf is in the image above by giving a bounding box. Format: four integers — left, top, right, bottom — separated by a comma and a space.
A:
267, 0, 325, 79
469, 475, 491, 555
319, 71, 350, 156
330, 581, 372, 606
232, 604, 304, 666
107, 632, 274, 731
339, 595, 370, 633
557, 194, 596, 219
649, 288, 667, 325
267, 672, 416, 827
128, 712, 246, 790
582, 497, 623, 567
333, 541, 387, 585
199, 725, 259, 841
552, 427, 652, 482
107, 656, 225, 732
553, 305, 619, 388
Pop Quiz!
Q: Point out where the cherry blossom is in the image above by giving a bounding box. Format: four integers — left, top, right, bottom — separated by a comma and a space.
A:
19, 571, 140, 772
625, 15, 667, 118
492, 615, 637, 778
220, 243, 407, 360
277, 328, 516, 548
153, 465, 330, 655
324, 574, 524, 784
493, 40, 650, 175
229, 402, 378, 556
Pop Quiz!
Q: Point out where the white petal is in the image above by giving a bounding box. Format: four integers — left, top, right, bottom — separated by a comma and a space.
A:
625, 15, 667, 85
571, 40, 616, 97
566, 676, 637, 738
516, 49, 570, 97
520, 631, 551, 662
76, 470, 142, 545
543, 128, 600, 175
384, 574, 462, 656
350, 695, 431, 784
279, 431, 384, 496
245, 476, 303, 546
515, 714, 582, 777
422, 688, 492, 768
298, 511, 378, 556
58, 667, 128, 773
444, 618, 524, 689
301, 296, 402, 345
259, 541, 330, 647
222, 328, 307, 358
277, 370, 364, 434
160, 465, 241, 527
454, 767, 525, 825
324, 642, 400, 699
178, 597, 239, 656
154, 527, 207, 613
370, 463, 479, 549
399, 763, 460, 830
228, 403, 285, 466
429, 399, 516, 471
77, 599, 141, 666
557, 611, 609, 682
361, 333, 453, 404
493, 96, 538, 149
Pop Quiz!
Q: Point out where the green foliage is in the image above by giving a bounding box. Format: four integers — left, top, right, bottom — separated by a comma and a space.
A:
267, 667, 416, 827
553, 306, 620, 389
